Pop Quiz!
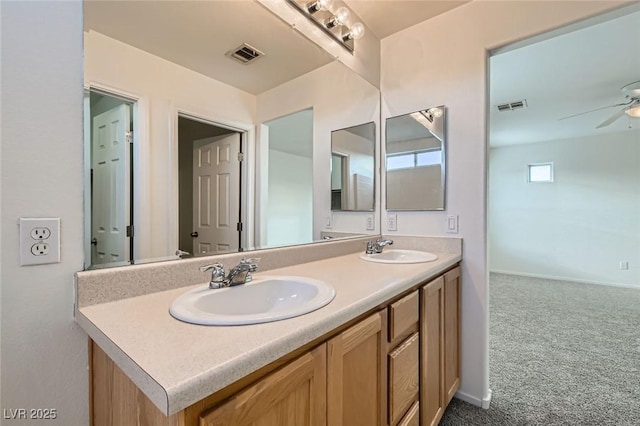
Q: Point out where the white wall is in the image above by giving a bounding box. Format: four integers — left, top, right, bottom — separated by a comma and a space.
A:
1, 2, 88, 424
267, 151, 314, 247
490, 130, 640, 287
331, 130, 375, 211
84, 31, 256, 260
381, 0, 630, 407
257, 61, 381, 239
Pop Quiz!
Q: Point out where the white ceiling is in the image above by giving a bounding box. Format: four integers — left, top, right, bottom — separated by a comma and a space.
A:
490, 9, 640, 147
85, 1, 640, 147
345, 0, 469, 39
84, 1, 334, 95
84, 1, 470, 95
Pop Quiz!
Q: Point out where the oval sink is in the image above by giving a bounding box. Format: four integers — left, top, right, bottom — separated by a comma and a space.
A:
169, 275, 335, 326
360, 249, 438, 264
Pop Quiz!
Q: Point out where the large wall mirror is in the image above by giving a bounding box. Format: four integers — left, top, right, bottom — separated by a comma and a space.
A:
83, 1, 380, 269
331, 122, 375, 211
385, 106, 446, 211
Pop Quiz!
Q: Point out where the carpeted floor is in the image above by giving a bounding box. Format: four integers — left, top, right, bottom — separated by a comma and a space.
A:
440, 273, 640, 425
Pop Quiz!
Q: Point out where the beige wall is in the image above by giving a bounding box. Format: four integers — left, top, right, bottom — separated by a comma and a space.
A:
490, 130, 640, 287
1, 2, 87, 424
257, 60, 381, 239
381, 0, 632, 407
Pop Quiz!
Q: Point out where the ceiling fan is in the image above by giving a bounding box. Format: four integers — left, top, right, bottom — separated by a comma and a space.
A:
560, 80, 640, 128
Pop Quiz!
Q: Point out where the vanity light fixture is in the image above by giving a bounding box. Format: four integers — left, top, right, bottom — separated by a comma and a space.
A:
286, 0, 365, 53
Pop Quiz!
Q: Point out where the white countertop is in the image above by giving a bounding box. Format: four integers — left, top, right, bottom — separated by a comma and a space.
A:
76, 249, 461, 415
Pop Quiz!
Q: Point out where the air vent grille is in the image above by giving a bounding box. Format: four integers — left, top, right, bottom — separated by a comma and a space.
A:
226, 43, 264, 65
496, 99, 528, 112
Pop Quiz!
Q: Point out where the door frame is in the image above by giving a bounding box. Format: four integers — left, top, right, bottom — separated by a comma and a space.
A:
83, 82, 148, 269
172, 108, 255, 253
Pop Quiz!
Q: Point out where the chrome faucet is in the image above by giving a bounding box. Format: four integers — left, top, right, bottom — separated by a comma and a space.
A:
199, 258, 261, 289
365, 238, 394, 254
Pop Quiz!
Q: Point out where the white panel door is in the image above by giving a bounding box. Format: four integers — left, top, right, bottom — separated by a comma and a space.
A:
91, 104, 130, 265
193, 133, 241, 255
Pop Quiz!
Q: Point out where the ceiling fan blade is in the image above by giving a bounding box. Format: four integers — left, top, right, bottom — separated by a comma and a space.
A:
558, 101, 630, 121
596, 107, 627, 128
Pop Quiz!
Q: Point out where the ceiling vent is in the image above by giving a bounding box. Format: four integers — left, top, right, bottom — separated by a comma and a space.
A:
496, 99, 528, 112
226, 43, 264, 65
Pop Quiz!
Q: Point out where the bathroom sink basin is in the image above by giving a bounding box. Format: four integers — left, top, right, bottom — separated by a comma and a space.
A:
359, 249, 438, 264
169, 275, 335, 326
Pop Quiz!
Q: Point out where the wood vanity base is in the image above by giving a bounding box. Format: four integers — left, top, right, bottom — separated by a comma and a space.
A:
90, 265, 461, 426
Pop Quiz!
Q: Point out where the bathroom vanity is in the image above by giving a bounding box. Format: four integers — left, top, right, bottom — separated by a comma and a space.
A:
76, 237, 461, 425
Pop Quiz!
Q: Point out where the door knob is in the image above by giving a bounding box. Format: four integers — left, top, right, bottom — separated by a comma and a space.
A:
91, 238, 98, 246
190, 232, 198, 238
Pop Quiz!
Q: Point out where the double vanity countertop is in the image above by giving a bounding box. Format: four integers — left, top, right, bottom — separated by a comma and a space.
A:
75, 236, 462, 416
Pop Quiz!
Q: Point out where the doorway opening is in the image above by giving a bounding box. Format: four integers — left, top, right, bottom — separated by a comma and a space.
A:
177, 115, 245, 257
85, 89, 136, 268
486, 7, 640, 421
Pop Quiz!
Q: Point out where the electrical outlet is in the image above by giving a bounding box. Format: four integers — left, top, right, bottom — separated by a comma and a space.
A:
366, 215, 375, 231
31, 227, 52, 240
20, 218, 60, 266
619, 261, 629, 270
387, 214, 397, 231
31, 243, 50, 256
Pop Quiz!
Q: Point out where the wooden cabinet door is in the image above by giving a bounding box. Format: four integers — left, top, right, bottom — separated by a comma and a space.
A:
444, 266, 461, 404
388, 332, 419, 426
421, 276, 444, 426
398, 402, 419, 426
327, 310, 387, 426
199, 344, 327, 426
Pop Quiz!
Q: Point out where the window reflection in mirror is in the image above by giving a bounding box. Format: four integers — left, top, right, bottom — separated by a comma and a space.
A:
385, 107, 446, 210
330, 122, 375, 212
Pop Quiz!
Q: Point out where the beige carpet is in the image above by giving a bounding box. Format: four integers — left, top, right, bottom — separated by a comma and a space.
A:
440, 273, 640, 425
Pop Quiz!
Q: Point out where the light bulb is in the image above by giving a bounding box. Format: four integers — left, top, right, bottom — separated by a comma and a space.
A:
344, 22, 365, 41
428, 107, 443, 118
625, 105, 640, 118
326, 7, 350, 28
307, 0, 334, 14
334, 7, 350, 25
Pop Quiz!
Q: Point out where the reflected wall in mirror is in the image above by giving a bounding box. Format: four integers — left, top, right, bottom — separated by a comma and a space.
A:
385, 106, 446, 211
263, 109, 314, 248
331, 122, 375, 211
83, 0, 380, 269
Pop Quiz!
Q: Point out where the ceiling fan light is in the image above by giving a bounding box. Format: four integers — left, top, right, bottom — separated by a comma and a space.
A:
625, 105, 640, 118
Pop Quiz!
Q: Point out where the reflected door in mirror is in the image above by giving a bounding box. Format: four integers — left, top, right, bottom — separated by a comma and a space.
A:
192, 134, 241, 255
89, 92, 133, 267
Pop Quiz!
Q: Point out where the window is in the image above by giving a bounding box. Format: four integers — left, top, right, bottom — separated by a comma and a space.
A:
528, 163, 553, 183
387, 149, 442, 171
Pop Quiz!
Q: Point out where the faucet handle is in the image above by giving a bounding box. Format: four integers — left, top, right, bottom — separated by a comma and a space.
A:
240, 257, 261, 271
200, 263, 226, 284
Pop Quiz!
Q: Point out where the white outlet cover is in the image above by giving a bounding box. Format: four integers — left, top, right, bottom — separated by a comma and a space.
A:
387, 214, 397, 231
366, 215, 375, 231
19, 218, 61, 266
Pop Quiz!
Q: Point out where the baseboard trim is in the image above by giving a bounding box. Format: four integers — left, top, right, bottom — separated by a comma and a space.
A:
454, 389, 492, 409
490, 269, 639, 290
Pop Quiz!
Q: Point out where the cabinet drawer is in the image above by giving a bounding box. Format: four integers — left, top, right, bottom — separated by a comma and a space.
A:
389, 332, 419, 426
398, 401, 419, 426
388, 290, 419, 343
